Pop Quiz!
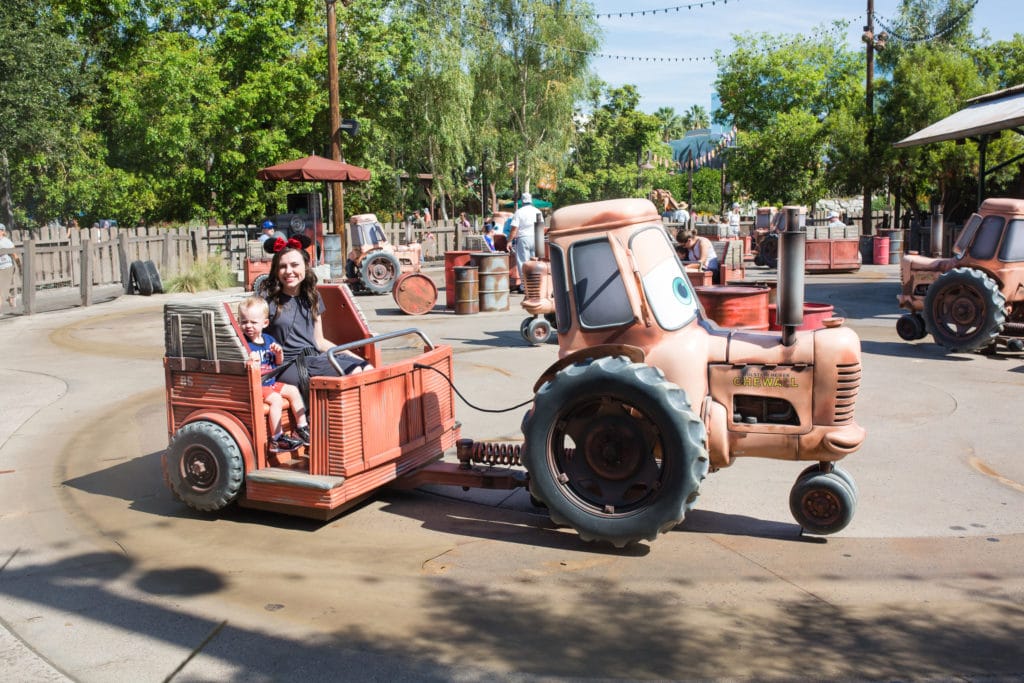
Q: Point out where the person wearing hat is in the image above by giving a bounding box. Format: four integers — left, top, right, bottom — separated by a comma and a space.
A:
0, 223, 20, 313
509, 191, 544, 292
827, 210, 846, 228
727, 202, 742, 238
258, 219, 276, 243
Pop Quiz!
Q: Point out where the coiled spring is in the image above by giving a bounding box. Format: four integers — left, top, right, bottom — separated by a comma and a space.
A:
457, 439, 523, 468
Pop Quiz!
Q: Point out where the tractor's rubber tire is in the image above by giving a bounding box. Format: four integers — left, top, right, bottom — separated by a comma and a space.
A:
521, 356, 709, 547
797, 463, 858, 499
526, 317, 553, 345
252, 273, 269, 296
923, 267, 1006, 353
360, 252, 401, 294
896, 313, 926, 341
760, 234, 779, 269
143, 260, 163, 293
789, 471, 857, 535
164, 421, 245, 512
129, 260, 154, 296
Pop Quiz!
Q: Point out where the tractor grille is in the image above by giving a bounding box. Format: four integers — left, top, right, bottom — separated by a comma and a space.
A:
834, 362, 861, 424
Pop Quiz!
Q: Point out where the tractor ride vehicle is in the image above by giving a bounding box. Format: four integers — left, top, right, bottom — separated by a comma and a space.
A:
519, 215, 557, 345
345, 213, 422, 295
520, 198, 865, 546
896, 197, 1024, 353
162, 198, 865, 547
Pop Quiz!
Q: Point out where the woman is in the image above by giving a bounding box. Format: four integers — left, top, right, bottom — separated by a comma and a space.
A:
262, 235, 370, 387
677, 229, 721, 283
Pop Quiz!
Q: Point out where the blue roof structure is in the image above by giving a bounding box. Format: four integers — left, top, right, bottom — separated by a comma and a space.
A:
668, 127, 738, 171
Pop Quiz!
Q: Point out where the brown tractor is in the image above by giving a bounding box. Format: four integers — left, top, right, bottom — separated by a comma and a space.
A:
521, 198, 865, 546
896, 197, 1024, 353
345, 213, 422, 294
519, 215, 557, 345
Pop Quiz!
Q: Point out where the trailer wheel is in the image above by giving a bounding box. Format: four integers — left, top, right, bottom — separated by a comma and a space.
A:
896, 313, 927, 341
143, 260, 163, 293
360, 252, 401, 294
129, 260, 154, 296
923, 267, 1006, 352
522, 356, 708, 547
789, 471, 856, 535
164, 421, 244, 512
525, 317, 553, 345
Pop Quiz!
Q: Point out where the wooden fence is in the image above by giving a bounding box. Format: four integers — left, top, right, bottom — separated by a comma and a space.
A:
0, 210, 896, 315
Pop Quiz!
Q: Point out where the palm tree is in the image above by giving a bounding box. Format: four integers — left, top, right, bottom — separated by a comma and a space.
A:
654, 106, 685, 142
681, 105, 711, 132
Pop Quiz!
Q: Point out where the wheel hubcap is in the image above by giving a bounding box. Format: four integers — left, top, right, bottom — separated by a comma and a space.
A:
801, 489, 841, 525
183, 449, 217, 491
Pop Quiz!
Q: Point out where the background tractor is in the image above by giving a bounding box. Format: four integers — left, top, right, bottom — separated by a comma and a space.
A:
896, 197, 1024, 353
345, 213, 422, 294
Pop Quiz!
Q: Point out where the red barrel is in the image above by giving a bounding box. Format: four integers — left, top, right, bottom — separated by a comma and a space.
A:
444, 250, 473, 309
392, 272, 438, 315
768, 302, 835, 331
872, 235, 890, 265
695, 286, 770, 330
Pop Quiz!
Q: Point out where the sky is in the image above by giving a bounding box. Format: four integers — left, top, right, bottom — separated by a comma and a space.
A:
587, 0, 1024, 115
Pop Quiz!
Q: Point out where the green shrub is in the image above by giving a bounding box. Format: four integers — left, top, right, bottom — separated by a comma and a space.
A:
166, 257, 237, 293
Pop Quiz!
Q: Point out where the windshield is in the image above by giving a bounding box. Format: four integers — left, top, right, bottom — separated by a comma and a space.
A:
629, 226, 699, 331
953, 214, 981, 259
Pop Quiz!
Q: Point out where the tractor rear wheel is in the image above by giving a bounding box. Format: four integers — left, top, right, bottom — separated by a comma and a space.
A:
521, 356, 708, 547
164, 421, 244, 512
360, 252, 401, 294
923, 267, 1006, 352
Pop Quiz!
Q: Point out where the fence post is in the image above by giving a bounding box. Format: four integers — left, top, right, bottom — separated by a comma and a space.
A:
80, 239, 94, 306
22, 238, 36, 314
118, 231, 131, 293
162, 232, 172, 276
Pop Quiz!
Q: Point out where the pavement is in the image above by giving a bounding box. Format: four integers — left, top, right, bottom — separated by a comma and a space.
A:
2, 262, 1024, 681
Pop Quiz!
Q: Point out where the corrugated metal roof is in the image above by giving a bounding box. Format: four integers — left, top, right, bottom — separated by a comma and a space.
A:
893, 85, 1024, 148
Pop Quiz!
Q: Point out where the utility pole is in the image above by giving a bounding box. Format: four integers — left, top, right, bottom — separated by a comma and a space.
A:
327, 0, 346, 253
862, 0, 875, 237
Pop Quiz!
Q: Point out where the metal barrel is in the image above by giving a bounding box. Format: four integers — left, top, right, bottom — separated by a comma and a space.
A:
694, 286, 770, 330
454, 265, 479, 315
472, 252, 509, 312
887, 229, 904, 264
444, 250, 473, 309
872, 235, 890, 265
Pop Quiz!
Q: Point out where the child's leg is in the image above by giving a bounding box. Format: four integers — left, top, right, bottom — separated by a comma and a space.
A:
265, 392, 284, 435
279, 384, 307, 427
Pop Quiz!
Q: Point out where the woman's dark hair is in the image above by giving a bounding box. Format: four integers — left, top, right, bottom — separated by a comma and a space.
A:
265, 245, 320, 319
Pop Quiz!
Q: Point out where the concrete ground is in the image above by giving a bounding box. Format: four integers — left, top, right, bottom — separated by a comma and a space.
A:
2, 263, 1024, 682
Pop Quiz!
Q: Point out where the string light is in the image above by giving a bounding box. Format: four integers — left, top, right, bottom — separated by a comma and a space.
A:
873, 0, 977, 45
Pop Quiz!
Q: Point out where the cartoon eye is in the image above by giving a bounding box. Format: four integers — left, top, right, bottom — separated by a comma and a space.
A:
673, 277, 692, 304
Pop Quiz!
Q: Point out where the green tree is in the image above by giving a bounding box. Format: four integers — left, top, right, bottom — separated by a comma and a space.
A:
0, 0, 91, 227
654, 107, 685, 142
681, 105, 710, 131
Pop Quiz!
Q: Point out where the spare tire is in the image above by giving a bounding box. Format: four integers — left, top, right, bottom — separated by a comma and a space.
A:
144, 260, 163, 294
129, 260, 154, 296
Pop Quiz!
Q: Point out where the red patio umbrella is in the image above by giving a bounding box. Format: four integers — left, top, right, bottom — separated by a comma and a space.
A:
256, 154, 371, 182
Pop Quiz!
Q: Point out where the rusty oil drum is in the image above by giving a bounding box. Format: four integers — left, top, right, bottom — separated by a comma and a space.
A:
454, 265, 479, 315
695, 285, 770, 330
472, 252, 510, 312
392, 272, 438, 315
444, 250, 474, 309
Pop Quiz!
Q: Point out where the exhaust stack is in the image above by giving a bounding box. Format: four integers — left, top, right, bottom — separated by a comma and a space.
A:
534, 214, 546, 260
776, 205, 806, 346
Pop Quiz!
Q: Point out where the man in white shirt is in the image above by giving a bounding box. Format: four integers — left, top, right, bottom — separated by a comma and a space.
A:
509, 192, 544, 292
0, 224, 21, 312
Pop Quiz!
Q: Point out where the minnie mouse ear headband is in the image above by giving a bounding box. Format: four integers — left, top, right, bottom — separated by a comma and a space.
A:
263, 233, 311, 254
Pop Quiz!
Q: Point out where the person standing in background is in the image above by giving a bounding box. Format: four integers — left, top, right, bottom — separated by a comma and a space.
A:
0, 224, 21, 313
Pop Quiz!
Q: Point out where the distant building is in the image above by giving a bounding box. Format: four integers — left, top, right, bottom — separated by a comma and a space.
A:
669, 127, 738, 172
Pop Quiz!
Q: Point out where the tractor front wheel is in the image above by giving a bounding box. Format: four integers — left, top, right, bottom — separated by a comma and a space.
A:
896, 313, 927, 341
521, 356, 708, 547
789, 471, 856, 535
923, 267, 1006, 352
